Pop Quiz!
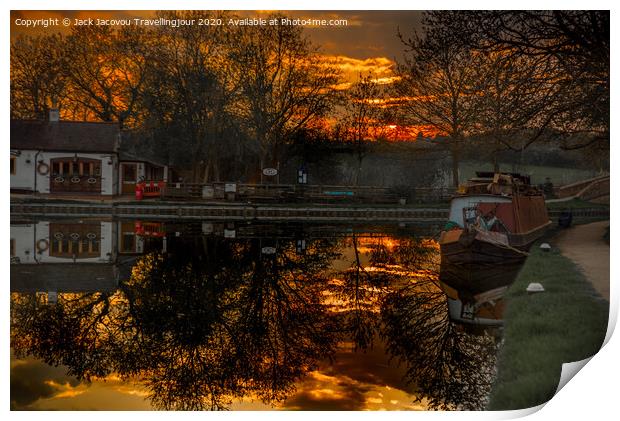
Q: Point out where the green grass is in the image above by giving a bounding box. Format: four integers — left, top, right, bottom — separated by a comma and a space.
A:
487, 240, 609, 410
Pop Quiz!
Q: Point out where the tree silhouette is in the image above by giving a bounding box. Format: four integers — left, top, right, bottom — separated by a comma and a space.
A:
232, 14, 341, 172
11, 235, 342, 410
339, 73, 387, 185
443, 11, 609, 151
138, 11, 244, 182
10, 34, 67, 119
11, 229, 504, 411
394, 14, 481, 187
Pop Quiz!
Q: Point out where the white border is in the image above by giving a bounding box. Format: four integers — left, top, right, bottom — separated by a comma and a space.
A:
3, 2, 617, 420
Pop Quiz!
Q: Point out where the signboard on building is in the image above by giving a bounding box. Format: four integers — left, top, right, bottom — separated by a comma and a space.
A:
261, 246, 276, 255
202, 186, 215, 199
262, 168, 278, 176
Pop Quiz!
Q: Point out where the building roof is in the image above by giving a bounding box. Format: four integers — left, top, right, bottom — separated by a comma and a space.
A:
10, 263, 119, 293
10, 258, 135, 293
11, 119, 120, 153
119, 129, 170, 167
119, 150, 168, 168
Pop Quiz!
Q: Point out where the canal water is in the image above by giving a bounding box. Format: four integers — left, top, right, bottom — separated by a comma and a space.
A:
10, 218, 500, 410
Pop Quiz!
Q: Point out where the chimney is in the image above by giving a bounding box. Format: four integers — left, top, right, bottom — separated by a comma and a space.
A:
48, 108, 59, 122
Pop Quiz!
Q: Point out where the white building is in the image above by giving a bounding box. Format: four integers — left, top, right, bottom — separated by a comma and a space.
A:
11, 111, 168, 196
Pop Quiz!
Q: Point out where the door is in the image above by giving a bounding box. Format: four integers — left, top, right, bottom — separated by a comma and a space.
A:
121, 163, 138, 195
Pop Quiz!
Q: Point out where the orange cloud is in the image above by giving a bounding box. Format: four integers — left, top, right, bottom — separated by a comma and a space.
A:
43, 380, 89, 399
324, 55, 396, 81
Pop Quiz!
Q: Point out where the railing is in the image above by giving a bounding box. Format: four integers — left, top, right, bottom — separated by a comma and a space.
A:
556, 175, 609, 199
577, 177, 610, 201
548, 207, 609, 220
136, 180, 166, 198
134, 220, 165, 237
161, 182, 454, 204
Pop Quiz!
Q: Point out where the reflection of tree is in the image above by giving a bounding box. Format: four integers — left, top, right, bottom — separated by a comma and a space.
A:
11, 232, 501, 411
331, 236, 440, 352
329, 235, 387, 351
232, 239, 340, 405
381, 273, 499, 410
10, 291, 119, 380
330, 235, 498, 410
118, 238, 243, 410
10, 236, 341, 410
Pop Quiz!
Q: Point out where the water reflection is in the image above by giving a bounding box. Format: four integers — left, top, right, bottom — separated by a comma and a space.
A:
11, 218, 499, 410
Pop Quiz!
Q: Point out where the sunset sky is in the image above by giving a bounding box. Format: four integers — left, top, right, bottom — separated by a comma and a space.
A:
10, 10, 424, 85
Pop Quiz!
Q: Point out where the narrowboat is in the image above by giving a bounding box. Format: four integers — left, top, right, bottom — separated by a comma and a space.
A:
439, 172, 551, 298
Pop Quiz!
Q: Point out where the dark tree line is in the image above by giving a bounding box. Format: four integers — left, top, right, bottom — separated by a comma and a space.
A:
11, 11, 341, 183
11, 11, 608, 186
394, 11, 609, 186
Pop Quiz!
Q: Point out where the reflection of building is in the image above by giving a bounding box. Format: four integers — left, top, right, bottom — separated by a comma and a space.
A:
10, 111, 168, 196
10, 220, 120, 296
118, 221, 167, 254
11, 220, 115, 264
10, 219, 164, 297
11, 264, 122, 296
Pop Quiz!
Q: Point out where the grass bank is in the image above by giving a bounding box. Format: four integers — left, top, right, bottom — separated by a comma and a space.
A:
487, 235, 609, 410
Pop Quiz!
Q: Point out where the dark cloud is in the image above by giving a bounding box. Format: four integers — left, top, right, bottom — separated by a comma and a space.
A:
299, 11, 423, 61
10, 357, 83, 410
327, 336, 413, 390
282, 368, 373, 410
11, 10, 424, 63
281, 335, 417, 410
285, 383, 370, 410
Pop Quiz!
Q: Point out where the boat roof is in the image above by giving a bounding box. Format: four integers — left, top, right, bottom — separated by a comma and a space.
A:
474, 171, 531, 184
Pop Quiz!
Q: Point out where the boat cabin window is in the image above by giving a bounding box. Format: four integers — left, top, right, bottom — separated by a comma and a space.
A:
463, 207, 478, 227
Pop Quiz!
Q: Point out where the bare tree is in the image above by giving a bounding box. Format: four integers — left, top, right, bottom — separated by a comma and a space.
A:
232, 15, 341, 176
394, 13, 481, 187
10, 34, 67, 119
339, 73, 386, 185
139, 11, 242, 182
464, 11, 609, 150
473, 50, 562, 170
62, 25, 149, 127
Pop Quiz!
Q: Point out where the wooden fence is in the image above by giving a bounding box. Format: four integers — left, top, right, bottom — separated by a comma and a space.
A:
161, 182, 454, 204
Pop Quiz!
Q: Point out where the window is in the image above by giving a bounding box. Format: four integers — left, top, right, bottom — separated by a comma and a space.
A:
121, 233, 136, 253
10, 157, 15, 175
122, 164, 137, 182
49, 223, 101, 259
149, 166, 164, 181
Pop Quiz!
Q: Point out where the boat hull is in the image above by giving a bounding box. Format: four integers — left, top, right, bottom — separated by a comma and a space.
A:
438, 173, 551, 321
440, 228, 528, 296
